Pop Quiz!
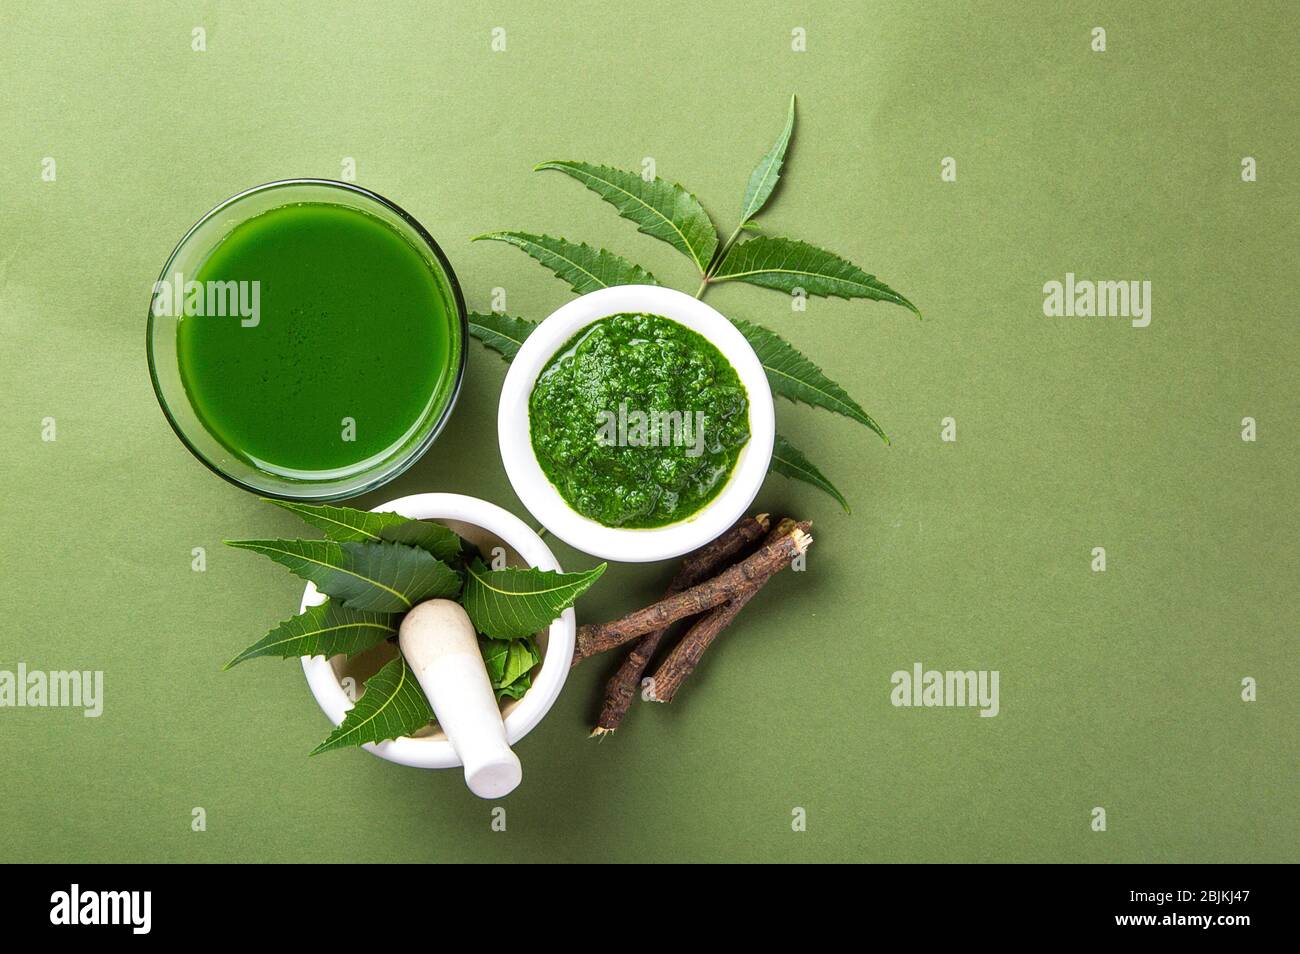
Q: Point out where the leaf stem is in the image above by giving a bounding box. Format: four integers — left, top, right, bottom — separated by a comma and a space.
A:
701, 222, 746, 290
718, 223, 745, 263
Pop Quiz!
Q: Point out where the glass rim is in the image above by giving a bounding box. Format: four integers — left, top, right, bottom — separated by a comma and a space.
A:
145, 178, 469, 501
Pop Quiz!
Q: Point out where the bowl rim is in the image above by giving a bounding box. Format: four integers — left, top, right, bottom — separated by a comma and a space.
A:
299, 492, 575, 769
145, 178, 469, 502
497, 285, 776, 563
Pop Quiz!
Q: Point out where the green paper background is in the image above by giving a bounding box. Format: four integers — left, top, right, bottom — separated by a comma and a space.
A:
1, 1, 1294, 863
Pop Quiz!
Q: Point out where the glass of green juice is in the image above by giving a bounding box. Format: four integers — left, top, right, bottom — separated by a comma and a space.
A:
147, 180, 466, 500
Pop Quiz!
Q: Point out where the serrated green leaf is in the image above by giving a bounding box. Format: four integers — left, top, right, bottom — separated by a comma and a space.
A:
535, 160, 718, 272
769, 433, 851, 512
377, 521, 467, 565
730, 317, 888, 443
473, 232, 658, 293
310, 654, 433, 755
495, 677, 532, 701
480, 636, 541, 692
738, 94, 796, 225
501, 638, 540, 687
468, 311, 537, 362
713, 236, 920, 315
225, 539, 462, 612
264, 499, 464, 563
479, 638, 510, 684
463, 558, 607, 639
224, 601, 397, 669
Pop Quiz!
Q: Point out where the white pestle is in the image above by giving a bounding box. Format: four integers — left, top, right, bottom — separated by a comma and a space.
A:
398, 599, 522, 799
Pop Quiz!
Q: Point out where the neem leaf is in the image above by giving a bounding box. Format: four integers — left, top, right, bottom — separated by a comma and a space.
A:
738, 94, 796, 225
300, 634, 541, 754
463, 558, 607, 639
378, 521, 466, 565
501, 638, 540, 688
730, 317, 888, 443
266, 499, 401, 540
769, 433, 851, 513
712, 236, 920, 315
473, 232, 658, 293
224, 539, 462, 612
310, 654, 433, 755
264, 499, 464, 563
480, 638, 511, 683
468, 311, 537, 362
535, 160, 718, 272
224, 601, 397, 669
480, 636, 541, 697
495, 678, 532, 701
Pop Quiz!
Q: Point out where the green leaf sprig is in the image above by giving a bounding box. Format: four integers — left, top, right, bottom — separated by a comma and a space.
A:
310, 654, 431, 756
462, 558, 605, 639
469, 95, 916, 511
224, 538, 463, 612
225, 500, 606, 753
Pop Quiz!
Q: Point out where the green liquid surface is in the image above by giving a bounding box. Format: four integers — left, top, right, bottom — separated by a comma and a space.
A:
176, 202, 458, 478
529, 312, 749, 528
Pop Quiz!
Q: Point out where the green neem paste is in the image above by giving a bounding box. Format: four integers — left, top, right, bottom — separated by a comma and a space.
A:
529, 312, 750, 528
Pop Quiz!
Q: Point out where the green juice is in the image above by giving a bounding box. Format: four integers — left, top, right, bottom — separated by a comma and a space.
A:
175, 202, 460, 479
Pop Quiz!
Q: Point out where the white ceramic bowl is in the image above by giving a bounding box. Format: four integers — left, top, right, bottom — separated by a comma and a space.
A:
300, 493, 574, 769
498, 285, 775, 563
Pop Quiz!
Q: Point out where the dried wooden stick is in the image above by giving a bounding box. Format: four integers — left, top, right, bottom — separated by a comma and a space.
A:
647, 519, 810, 704
591, 513, 771, 737
676, 514, 771, 587
572, 525, 813, 665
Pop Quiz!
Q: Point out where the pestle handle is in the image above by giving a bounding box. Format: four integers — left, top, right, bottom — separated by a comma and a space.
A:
398, 599, 522, 799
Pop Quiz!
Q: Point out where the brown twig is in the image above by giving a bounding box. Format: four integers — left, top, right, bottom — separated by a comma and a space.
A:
572, 525, 813, 665
646, 519, 809, 703
675, 513, 771, 588
591, 514, 771, 737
